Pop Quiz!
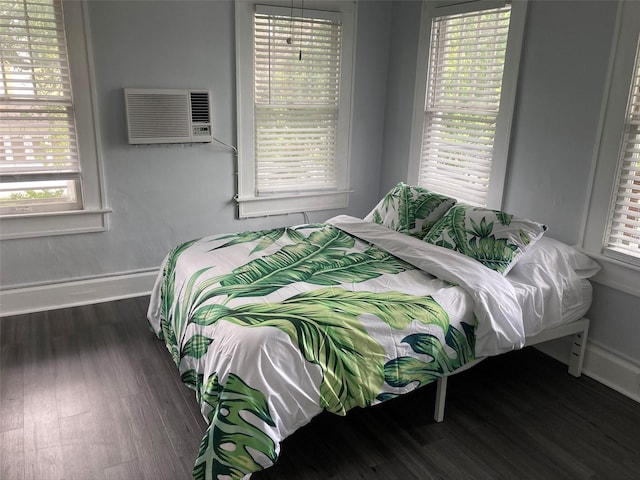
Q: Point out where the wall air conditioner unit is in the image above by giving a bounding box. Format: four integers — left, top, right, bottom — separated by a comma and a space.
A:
124, 88, 212, 144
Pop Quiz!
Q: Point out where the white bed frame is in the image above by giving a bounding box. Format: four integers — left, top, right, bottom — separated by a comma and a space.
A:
433, 317, 590, 422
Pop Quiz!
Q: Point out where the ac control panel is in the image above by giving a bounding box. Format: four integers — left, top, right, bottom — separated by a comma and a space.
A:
193, 125, 211, 136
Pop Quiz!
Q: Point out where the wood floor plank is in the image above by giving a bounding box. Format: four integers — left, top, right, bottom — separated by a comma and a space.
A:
103, 459, 145, 480
0, 343, 23, 432
76, 326, 138, 468
22, 325, 60, 454
420, 437, 499, 480
527, 405, 638, 479
1, 428, 25, 480
138, 356, 206, 461
53, 333, 92, 420
60, 443, 106, 480
21, 443, 65, 480
119, 390, 190, 480
59, 411, 110, 480
99, 322, 150, 398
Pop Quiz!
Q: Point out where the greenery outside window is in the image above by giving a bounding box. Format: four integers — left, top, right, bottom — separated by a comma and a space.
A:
408, 0, 527, 209
235, 0, 355, 218
0, 0, 107, 239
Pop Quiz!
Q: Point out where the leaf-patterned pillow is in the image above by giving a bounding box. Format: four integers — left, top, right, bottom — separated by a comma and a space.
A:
364, 183, 457, 238
423, 204, 547, 275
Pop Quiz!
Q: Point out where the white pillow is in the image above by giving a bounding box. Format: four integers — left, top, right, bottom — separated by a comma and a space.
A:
512, 236, 601, 279
507, 236, 600, 335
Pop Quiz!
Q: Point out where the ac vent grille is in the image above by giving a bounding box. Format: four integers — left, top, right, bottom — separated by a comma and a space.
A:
124, 88, 212, 144
190, 92, 211, 123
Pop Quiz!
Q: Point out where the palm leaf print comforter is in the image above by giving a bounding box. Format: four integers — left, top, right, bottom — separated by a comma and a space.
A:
147, 215, 527, 480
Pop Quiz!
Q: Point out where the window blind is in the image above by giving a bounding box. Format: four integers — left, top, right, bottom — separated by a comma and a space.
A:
0, 0, 81, 213
605, 39, 640, 262
254, 8, 342, 194
419, 6, 511, 206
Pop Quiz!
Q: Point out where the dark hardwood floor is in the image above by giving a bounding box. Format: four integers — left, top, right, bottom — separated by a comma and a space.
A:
1, 296, 639, 480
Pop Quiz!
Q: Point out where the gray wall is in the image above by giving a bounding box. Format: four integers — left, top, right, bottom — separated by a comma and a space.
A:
378, 0, 422, 195
503, 1, 614, 245
380, 0, 640, 364
0, 0, 391, 287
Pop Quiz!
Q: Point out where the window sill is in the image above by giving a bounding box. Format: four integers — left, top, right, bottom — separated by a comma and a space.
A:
579, 248, 640, 298
0, 208, 111, 240
236, 190, 350, 218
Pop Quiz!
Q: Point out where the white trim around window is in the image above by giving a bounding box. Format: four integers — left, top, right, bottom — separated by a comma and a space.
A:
407, 0, 527, 210
235, 0, 356, 218
0, 0, 109, 240
581, 0, 640, 298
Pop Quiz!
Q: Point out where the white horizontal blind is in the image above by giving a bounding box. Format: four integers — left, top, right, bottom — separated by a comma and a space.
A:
0, 0, 81, 213
419, 6, 511, 206
605, 39, 640, 262
254, 8, 342, 193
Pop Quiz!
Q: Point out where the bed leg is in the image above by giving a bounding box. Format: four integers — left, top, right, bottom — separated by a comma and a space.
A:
434, 376, 447, 422
568, 322, 589, 377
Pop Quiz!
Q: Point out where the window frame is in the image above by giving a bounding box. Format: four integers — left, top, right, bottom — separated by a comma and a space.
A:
581, 0, 640, 297
407, 0, 527, 210
0, 0, 109, 240
235, 0, 355, 218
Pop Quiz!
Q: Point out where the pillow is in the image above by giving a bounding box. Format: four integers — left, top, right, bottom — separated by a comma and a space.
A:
363, 183, 457, 238
423, 204, 547, 275
531, 237, 601, 279
506, 236, 600, 335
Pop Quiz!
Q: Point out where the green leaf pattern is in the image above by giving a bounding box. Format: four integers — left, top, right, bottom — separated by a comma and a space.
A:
363, 182, 457, 238
159, 238, 199, 366
192, 373, 277, 480
423, 204, 546, 274
381, 321, 475, 398
152, 223, 476, 480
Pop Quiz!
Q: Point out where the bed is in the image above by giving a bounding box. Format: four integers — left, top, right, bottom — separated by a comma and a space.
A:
147, 183, 600, 480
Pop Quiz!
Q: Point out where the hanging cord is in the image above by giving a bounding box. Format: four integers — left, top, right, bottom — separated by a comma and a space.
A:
287, 0, 294, 44
285, 0, 303, 59
299, 0, 304, 60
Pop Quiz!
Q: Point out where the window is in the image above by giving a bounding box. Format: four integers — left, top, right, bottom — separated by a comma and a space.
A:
604, 37, 640, 263
1, 0, 81, 214
408, 0, 527, 208
582, 0, 640, 296
235, 1, 355, 218
0, 0, 107, 239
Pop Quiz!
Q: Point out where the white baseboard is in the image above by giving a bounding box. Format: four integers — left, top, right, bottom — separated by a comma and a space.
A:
536, 338, 640, 403
0, 269, 159, 317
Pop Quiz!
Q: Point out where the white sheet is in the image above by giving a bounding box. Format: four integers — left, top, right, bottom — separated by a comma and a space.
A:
507, 236, 599, 336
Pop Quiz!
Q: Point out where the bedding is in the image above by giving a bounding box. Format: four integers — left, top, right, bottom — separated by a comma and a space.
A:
363, 182, 457, 238
507, 236, 599, 336
423, 203, 547, 275
147, 214, 596, 480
